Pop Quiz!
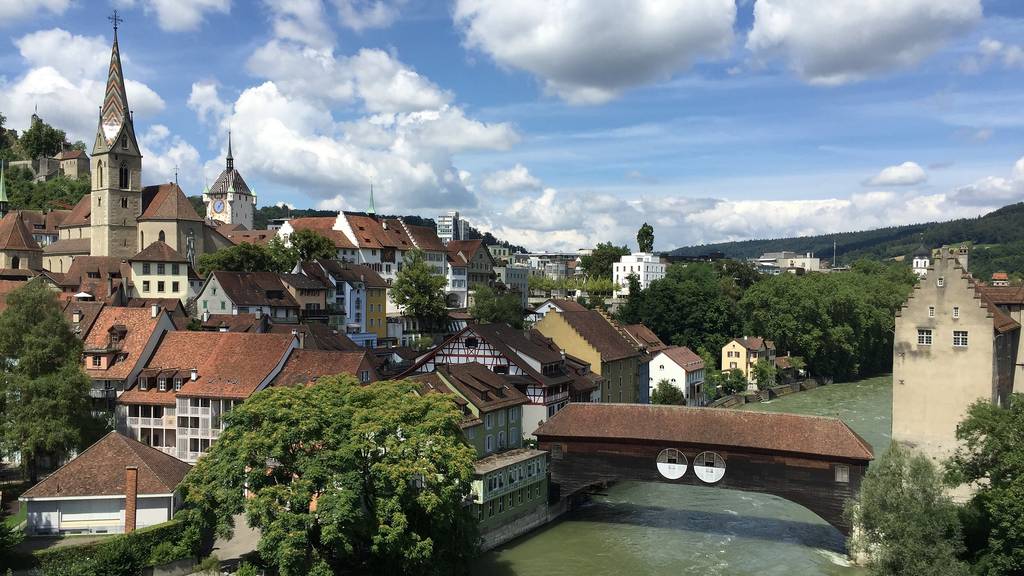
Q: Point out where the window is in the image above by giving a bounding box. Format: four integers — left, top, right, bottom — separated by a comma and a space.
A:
928, 306, 935, 318
158, 231, 166, 243
11, 256, 19, 269
158, 378, 166, 392
220, 301, 226, 310
510, 428, 518, 446
498, 411, 505, 426
121, 134, 128, 149
119, 163, 129, 189
835, 464, 850, 484
485, 413, 493, 429
140, 378, 149, 391
465, 337, 479, 348
91, 355, 101, 367
171, 264, 180, 275
359, 370, 370, 383
172, 281, 180, 293
202, 300, 208, 310
142, 281, 150, 292
510, 406, 518, 423
174, 378, 182, 391
953, 330, 969, 347
937, 276, 945, 287
157, 281, 165, 293
953, 306, 960, 319
142, 262, 151, 274
120, 197, 128, 209
157, 263, 165, 274
917, 329, 933, 345
485, 435, 494, 452
498, 431, 506, 449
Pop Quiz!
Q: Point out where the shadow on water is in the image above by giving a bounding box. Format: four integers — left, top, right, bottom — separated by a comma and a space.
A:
473, 499, 847, 575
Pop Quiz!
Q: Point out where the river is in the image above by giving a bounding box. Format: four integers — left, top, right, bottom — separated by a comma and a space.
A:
473, 375, 892, 576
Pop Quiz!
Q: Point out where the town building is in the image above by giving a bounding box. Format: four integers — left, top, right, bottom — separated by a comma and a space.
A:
413, 364, 549, 549
279, 273, 329, 322
436, 210, 467, 244
990, 272, 1010, 287
271, 349, 379, 386
912, 243, 931, 278
7, 117, 91, 183
403, 323, 602, 436
7, 209, 70, 248
721, 337, 776, 386
202, 131, 256, 229
127, 241, 192, 304
649, 346, 706, 405
893, 251, 1018, 468
529, 298, 587, 322
612, 253, 667, 297
487, 244, 511, 264
495, 264, 529, 310
752, 251, 821, 275
446, 239, 497, 289
81, 305, 175, 415
0, 211, 43, 274
195, 271, 300, 323
534, 310, 642, 404
20, 431, 190, 536
975, 282, 1024, 393
49, 256, 133, 304
116, 331, 297, 462
446, 249, 469, 308
620, 323, 669, 404
294, 259, 388, 343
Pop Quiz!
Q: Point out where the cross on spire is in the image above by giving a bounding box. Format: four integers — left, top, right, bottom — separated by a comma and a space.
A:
108, 9, 124, 35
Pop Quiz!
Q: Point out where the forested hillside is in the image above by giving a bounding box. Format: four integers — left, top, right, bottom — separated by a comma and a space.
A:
671, 203, 1024, 270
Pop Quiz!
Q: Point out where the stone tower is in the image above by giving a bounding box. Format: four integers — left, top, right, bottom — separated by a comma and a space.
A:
204, 130, 255, 229
90, 20, 143, 258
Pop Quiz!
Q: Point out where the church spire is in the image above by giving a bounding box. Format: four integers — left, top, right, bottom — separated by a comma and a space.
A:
94, 10, 134, 154
226, 129, 234, 171
368, 182, 376, 215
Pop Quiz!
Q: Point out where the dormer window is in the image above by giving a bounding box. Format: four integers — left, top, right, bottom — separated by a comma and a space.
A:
121, 134, 128, 149
91, 355, 101, 367
158, 378, 167, 392
140, 378, 149, 391
174, 377, 182, 391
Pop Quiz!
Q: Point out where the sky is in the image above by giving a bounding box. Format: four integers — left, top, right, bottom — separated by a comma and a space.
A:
1, 0, 1024, 253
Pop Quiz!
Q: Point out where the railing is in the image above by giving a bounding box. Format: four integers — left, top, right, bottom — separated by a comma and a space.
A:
545, 391, 569, 404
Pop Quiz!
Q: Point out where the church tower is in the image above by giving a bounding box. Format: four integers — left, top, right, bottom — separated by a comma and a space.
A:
90, 13, 143, 258
204, 130, 256, 229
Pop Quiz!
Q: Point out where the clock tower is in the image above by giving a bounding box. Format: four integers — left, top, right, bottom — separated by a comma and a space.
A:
203, 130, 255, 229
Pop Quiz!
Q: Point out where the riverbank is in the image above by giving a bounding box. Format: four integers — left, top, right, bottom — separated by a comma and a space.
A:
473, 375, 892, 575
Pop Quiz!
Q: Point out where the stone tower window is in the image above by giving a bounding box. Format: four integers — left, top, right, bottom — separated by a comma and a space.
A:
11, 256, 19, 269
122, 134, 128, 149
159, 230, 166, 242
121, 197, 128, 209
119, 163, 129, 189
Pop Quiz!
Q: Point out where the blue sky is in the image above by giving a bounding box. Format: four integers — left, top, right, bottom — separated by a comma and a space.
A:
2, 0, 1024, 252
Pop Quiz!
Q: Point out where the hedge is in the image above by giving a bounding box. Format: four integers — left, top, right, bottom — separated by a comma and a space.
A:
33, 519, 192, 576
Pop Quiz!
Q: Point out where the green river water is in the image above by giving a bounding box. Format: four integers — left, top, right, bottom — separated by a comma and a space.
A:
473, 376, 892, 576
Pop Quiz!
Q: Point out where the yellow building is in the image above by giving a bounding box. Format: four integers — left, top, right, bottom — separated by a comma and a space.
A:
721, 337, 776, 384
127, 241, 190, 304
367, 285, 387, 339
534, 310, 641, 403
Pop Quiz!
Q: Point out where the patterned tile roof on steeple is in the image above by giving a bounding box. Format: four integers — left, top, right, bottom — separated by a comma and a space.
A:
208, 130, 253, 196
93, 26, 138, 156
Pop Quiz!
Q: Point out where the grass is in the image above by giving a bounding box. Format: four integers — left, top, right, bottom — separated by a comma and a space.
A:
5, 503, 26, 528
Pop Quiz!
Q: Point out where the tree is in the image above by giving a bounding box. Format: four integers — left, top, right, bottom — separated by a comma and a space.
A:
946, 393, 1024, 574
178, 376, 479, 576
471, 285, 524, 328
579, 242, 629, 279
390, 249, 448, 332
751, 359, 777, 389
288, 229, 337, 262
197, 242, 284, 276
720, 369, 747, 396
650, 379, 685, 405
637, 222, 654, 253
0, 282, 101, 482
848, 442, 968, 576
18, 116, 65, 160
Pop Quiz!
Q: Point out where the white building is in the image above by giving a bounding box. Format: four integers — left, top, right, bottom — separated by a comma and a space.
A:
436, 210, 467, 244
20, 432, 190, 536
912, 244, 931, 278
649, 346, 706, 405
496, 264, 530, 309
754, 251, 821, 275
613, 253, 667, 297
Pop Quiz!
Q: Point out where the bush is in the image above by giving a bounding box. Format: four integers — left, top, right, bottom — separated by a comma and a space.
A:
149, 541, 186, 565
196, 554, 221, 573
34, 519, 191, 575
235, 562, 260, 576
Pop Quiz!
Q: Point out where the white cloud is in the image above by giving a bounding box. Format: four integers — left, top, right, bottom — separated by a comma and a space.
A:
332, 0, 405, 31
961, 37, 1024, 74
865, 161, 927, 186
0, 28, 164, 142
453, 0, 736, 104
262, 0, 335, 49
747, 0, 981, 85
138, 0, 230, 32
188, 81, 232, 125
481, 164, 542, 194
0, 0, 70, 23
950, 156, 1024, 206
139, 124, 203, 188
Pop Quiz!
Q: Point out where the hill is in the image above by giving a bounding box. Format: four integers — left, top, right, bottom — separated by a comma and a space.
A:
670, 202, 1024, 279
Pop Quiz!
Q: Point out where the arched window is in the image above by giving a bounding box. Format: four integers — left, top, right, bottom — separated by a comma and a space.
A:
11, 256, 19, 269
96, 161, 103, 187
119, 163, 129, 189
158, 230, 166, 242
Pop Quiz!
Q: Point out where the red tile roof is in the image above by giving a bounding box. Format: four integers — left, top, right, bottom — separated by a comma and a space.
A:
992, 272, 1010, 281
224, 229, 275, 246
201, 313, 262, 333
211, 271, 299, 308
540, 298, 588, 313
732, 336, 775, 351
271, 349, 378, 387
139, 183, 203, 221
83, 307, 168, 380
0, 212, 42, 251
42, 237, 91, 255
59, 194, 92, 228
131, 241, 188, 263
62, 300, 106, 338
0, 279, 27, 313
21, 432, 191, 499
287, 217, 355, 249
659, 346, 704, 371
403, 222, 444, 252
977, 284, 1024, 306
436, 363, 529, 413
554, 310, 641, 362
56, 256, 132, 300
135, 331, 295, 400
535, 403, 874, 462
622, 323, 667, 352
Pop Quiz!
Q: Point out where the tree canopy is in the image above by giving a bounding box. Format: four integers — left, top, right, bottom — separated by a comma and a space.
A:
579, 242, 629, 279
637, 223, 654, 253
0, 282, 104, 481
3, 165, 90, 212
287, 229, 338, 262
178, 376, 478, 576
848, 442, 968, 576
650, 380, 684, 405
470, 285, 524, 328
946, 393, 1024, 574
18, 115, 66, 160
391, 249, 448, 331
196, 240, 294, 276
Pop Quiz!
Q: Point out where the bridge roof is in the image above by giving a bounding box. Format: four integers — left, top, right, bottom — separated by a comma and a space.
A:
534, 403, 873, 463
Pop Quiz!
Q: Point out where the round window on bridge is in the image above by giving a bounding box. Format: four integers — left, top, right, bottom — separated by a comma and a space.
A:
656, 448, 687, 480
694, 451, 726, 484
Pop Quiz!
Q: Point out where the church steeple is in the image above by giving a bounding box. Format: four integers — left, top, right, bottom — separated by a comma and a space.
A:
368, 183, 376, 215
226, 129, 234, 171
94, 10, 135, 155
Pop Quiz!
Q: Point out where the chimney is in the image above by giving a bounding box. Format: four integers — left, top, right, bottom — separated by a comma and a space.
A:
150, 304, 159, 319
202, 310, 210, 323
292, 328, 305, 349
72, 310, 81, 323
124, 466, 139, 533
190, 368, 198, 381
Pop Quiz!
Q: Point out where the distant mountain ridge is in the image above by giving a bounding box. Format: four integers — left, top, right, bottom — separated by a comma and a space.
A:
669, 202, 1024, 277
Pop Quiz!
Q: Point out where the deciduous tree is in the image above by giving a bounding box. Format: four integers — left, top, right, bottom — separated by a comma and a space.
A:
650, 379, 685, 405
579, 242, 629, 279
287, 229, 337, 262
178, 376, 479, 576
636, 223, 654, 253
751, 359, 777, 389
391, 249, 448, 332
848, 442, 968, 576
471, 285, 524, 328
197, 242, 283, 276
18, 116, 65, 160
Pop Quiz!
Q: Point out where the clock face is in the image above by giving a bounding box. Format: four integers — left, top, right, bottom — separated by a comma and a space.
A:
213, 199, 225, 214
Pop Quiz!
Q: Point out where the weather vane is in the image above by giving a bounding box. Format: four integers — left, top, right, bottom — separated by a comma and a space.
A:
108, 9, 123, 33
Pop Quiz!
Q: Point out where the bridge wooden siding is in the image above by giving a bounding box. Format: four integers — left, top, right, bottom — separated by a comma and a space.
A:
534, 403, 874, 534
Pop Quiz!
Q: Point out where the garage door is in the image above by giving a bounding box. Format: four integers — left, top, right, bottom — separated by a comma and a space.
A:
59, 498, 122, 532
